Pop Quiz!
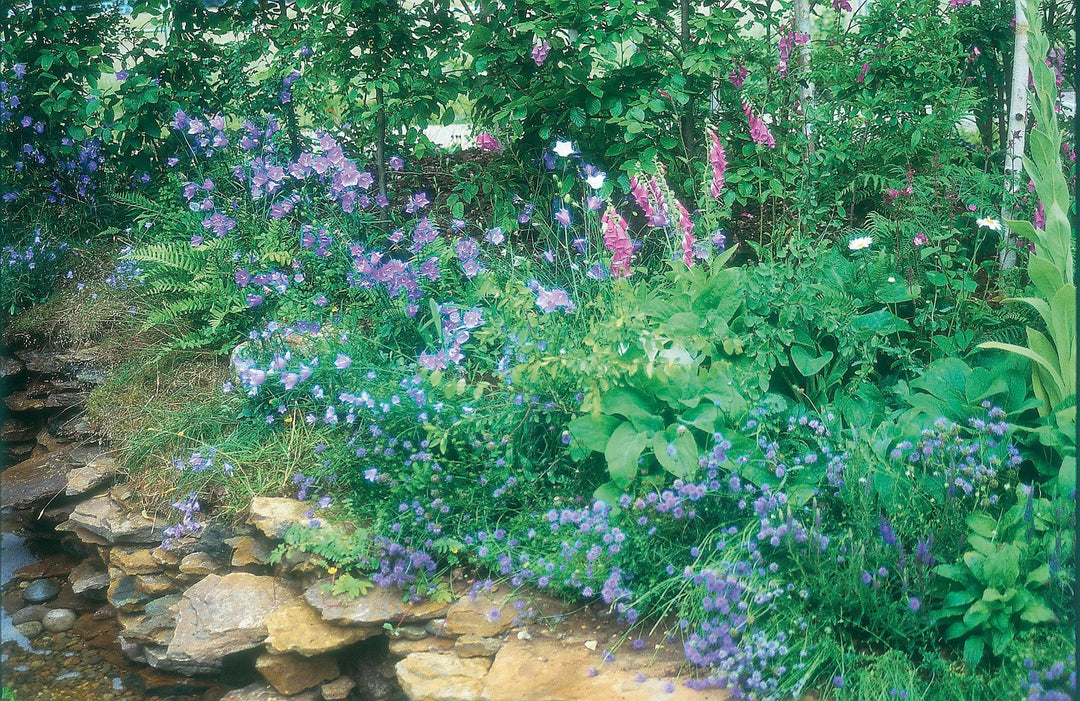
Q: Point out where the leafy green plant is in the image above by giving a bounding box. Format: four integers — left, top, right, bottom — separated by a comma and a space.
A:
979, 4, 1076, 493
270, 520, 376, 598
932, 506, 1059, 669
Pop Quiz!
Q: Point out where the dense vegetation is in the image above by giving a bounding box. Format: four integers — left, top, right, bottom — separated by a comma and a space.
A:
2, 0, 1075, 698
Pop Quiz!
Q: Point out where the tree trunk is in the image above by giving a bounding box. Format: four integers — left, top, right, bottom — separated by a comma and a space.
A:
376, 85, 387, 199
1000, 0, 1030, 270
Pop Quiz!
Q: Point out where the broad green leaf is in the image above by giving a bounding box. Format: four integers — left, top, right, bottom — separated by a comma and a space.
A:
982, 545, 1020, 589
568, 414, 622, 453
691, 268, 743, 320
1020, 601, 1057, 624
851, 309, 911, 335
1025, 564, 1050, 587
963, 636, 985, 669
663, 312, 704, 336
652, 429, 699, 479
966, 513, 997, 538
604, 422, 648, 488
790, 346, 833, 377
601, 387, 662, 432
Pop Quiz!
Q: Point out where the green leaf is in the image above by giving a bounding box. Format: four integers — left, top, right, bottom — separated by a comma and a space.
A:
604, 422, 648, 488
568, 414, 622, 453
593, 481, 623, 510
1025, 564, 1050, 587
943, 590, 977, 607
991, 628, 1014, 656
679, 404, 718, 432
963, 636, 985, 669
851, 309, 911, 335
602, 387, 662, 431
663, 312, 703, 336
982, 544, 1020, 589
966, 513, 997, 538
790, 346, 833, 377
1020, 601, 1057, 624
652, 429, 699, 479
691, 268, 743, 320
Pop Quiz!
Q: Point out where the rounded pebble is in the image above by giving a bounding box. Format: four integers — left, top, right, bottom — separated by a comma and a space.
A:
11, 604, 50, 625
23, 579, 61, 604
15, 621, 43, 638
42, 608, 77, 633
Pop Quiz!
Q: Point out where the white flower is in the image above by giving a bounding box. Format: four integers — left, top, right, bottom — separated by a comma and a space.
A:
976, 216, 1003, 231
848, 236, 874, 251
552, 140, 576, 158
585, 172, 606, 189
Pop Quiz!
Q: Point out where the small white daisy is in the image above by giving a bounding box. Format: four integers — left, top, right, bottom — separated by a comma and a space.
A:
848, 236, 874, 251
976, 216, 1003, 231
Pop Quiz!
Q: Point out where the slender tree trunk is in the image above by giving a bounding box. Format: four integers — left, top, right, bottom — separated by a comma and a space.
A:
1000, 0, 1030, 270
376, 85, 387, 199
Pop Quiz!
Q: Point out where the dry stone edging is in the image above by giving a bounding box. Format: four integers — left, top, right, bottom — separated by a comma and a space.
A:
35, 462, 733, 701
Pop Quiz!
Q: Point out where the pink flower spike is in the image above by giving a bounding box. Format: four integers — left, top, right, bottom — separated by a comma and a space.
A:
601, 206, 633, 278
476, 132, 501, 151
743, 102, 776, 149
677, 200, 695, 268
706, 129, 727, 200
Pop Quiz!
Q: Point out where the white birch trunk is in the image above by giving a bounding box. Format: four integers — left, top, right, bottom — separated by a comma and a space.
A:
1000, 0, 1030, 270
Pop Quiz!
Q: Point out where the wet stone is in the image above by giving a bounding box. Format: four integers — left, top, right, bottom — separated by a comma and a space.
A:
321, 675, 356, 700
12, 605, 50, 625
23, 578, 61, 604
178, 552, 219, 575
15, 621, 43, 638
68, 560, 110, 595
41, 608, 77, 633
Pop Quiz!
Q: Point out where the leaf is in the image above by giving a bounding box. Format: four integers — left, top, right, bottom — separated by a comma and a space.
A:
593, 481, 623, 510
604, 422, 648, 488
851, 309, 911, 335
790, 346, 833, 377
981, 544, 1020, 589
991, 628, 1014, 656
1025, 564, 1050, 587
602, 387, 662, 431
966, 513, 997, 538
943, 590, 977, 607
568, 414, 621, 453
679, 404, 718, 432
691, 268, 743, 320
963, 636, 985, 669
652, 430, 699, 479
663, 312, 703, 336
1020, 601, 1057, 624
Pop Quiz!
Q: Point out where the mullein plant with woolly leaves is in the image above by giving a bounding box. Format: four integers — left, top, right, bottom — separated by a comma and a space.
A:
979, 3, 1076, 494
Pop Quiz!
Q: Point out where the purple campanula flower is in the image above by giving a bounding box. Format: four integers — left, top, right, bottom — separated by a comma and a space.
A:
554, 208, 572, 227
389, 155, 405, 171
334, 353, 352, 370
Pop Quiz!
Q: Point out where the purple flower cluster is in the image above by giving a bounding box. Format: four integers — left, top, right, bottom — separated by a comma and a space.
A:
889, 405, 1021, 503
1021, 655, 1076, 701
418, 304, 485, 371
162, 493, 203, 549
371, 537, 437, 597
